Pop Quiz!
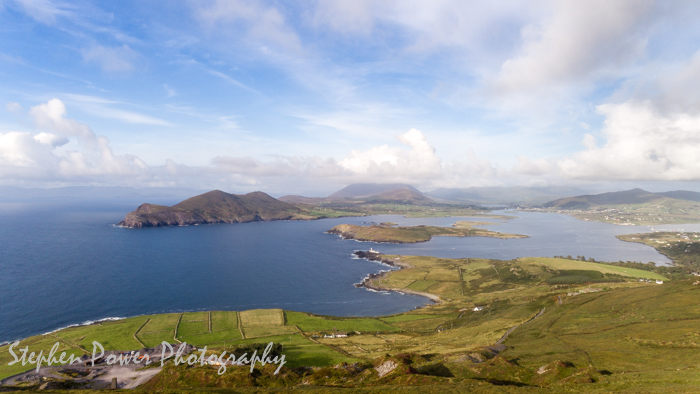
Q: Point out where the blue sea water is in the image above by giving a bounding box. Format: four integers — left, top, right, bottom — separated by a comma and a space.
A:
0, 200, 671, 343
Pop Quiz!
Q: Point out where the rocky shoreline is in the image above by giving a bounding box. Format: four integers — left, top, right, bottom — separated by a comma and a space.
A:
352, 251, 442, 303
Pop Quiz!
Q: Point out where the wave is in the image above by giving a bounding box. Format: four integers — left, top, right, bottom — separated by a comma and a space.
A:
41, 316, 126, 336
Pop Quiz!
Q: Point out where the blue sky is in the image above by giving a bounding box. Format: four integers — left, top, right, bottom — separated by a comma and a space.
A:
1, 0, 700, 195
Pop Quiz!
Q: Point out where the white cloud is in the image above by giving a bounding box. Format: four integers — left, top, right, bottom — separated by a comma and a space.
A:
207, 70, 260, 94
30, 99, 97, 143
164, 84, 177, 98
559, 101, 700, 180
0, 100, 512, 190
82, 44, 138, 72
33, 132, 68, 147
493, 0, 655, 94
9, 0, 73, 25
62, 94, 173, 126
0, 99, 150, 182
514, 156, 553, 176
339, 128, 442, 179
6, 102, 23, 113
194, 0, 302, 54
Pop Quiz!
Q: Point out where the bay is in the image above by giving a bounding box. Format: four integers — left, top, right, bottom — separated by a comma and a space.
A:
0, 200, 670, 343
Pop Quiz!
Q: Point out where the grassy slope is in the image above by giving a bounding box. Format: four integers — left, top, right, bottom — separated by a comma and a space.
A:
519, 257, 668, 280
501, 280, 700, 392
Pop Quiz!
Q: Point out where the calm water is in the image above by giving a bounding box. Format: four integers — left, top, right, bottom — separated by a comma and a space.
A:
0, 200, 670, 343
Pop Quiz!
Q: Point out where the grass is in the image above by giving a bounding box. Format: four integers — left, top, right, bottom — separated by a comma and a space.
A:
211, 311, 238, 331
521, 257, 668, 280
181, 311, 208, 321
239, 309, 285, 327
501, 280, 700, 376
0, 336, 83, 380
242, 326, 298, 339
284, 311, 398, 332
327, 222, 526, 243
405, 280, 437, 291
379, 314, 446, 323
139, 313, 180, 334
53, 316, 145, 351
138, 331, 176, 348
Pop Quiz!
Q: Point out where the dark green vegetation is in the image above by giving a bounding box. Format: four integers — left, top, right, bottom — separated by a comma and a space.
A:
118, 190, 325, 228
618, 232, 700, 272
545, 269, 622, 284
535, 188, 700, 225
327, 222, 527, 243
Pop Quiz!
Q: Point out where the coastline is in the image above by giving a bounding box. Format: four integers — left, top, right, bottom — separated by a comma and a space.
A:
352, 250, 442, 304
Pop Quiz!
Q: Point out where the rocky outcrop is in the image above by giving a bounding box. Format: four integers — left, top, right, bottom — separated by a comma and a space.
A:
118, 190, 307, 228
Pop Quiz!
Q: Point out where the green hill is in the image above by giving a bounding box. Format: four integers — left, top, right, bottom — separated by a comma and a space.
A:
543, 188, 661, 209
118, 190, 312, 228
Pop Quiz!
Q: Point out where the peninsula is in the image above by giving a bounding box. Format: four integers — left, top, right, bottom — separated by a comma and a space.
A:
118, 190, 317, 228
327, 221, 527, 243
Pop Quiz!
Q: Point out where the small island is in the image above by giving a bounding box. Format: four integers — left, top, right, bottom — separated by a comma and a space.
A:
327, 221, 527, 243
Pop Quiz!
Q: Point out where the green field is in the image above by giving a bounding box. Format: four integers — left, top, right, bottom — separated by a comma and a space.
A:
520, 257, 668, 280
239, 309, 285, 327
285, 311, 398, 332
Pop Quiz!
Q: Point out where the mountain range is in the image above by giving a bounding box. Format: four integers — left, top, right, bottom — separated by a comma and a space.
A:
280, 183, 434, 205
543, 188, 700, 209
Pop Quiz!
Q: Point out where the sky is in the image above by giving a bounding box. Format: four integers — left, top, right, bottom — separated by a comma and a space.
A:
1, 0, 700, 196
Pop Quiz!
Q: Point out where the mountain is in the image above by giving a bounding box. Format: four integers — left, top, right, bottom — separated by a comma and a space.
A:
657, 190, 700, 202
278, 195, 327, 204
280, 183, 434, 205
363, 188, 435, 204
118, 190, 307, 228
328, 183, 421, 199
426, 186, 587, 204
544, 188, 668, 209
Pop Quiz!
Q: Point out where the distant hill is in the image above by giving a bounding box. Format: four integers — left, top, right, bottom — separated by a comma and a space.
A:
278, 195, 327, 204
118, 190, 307, 228
426, 186, 587, 204
363, 188, 434, 204
657, 190, 700, 202
543, 188, 700, 209
328, 183, 421, 199
281, 183, 434, 206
